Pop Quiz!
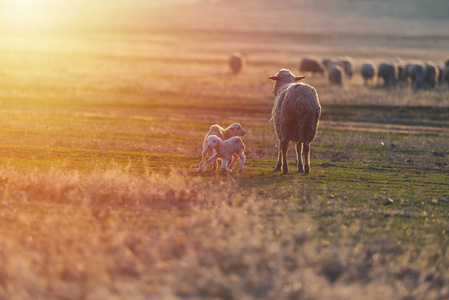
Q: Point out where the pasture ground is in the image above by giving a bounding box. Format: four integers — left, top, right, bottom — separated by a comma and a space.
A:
0, 0, 448, 299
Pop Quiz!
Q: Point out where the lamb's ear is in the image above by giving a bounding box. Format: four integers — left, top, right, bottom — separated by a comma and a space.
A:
295, 76, 306, 81
268, 76, 278, 80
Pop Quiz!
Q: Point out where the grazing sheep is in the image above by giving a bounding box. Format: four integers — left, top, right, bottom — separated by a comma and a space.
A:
229, 52, 246, 75
436, 62, 445, 85
443, 66, 449, 87
424, 62, 439, 89
336, 56, 354, 78
197, 136, 246, 173
328, 65, 344, 86
299, 58, 324, 76
268, 69, 321, 174
409, 63, 425, 91
377, 62, 397, 88
199, 123, 246, 171
321, 57, 337, 70
360, 61, 376, 86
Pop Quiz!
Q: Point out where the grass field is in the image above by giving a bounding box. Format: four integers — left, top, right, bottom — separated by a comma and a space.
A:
0, 0, 449, 299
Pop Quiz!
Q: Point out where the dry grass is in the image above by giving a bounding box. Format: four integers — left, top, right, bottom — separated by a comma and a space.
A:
1, 166, 447, 300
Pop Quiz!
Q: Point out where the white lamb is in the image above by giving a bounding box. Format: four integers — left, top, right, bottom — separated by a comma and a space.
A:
197, 135, 246, 173
199, 123, 246, 170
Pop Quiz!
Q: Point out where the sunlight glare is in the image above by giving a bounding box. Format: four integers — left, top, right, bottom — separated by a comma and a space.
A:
2, 0, 60, 28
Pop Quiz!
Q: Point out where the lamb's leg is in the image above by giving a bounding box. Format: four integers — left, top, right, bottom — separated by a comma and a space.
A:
295, 142, 304, 173
229, 154, 237, 170
199, 144, 209, 167
212, 150, 218, 170
274, 139, 282, 171
303, 142, 311, 174
237, 151, 245, 173
220, 158, 231, 173
197, 153, 219, 172
281, 140, 289, 175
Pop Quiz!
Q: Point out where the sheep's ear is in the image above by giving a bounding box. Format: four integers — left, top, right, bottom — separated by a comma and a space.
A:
295, 76, 306, 81
268, 76, 278, 80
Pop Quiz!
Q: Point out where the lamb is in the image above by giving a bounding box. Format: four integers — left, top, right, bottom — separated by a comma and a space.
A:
199, 123, 246, 170
299, 58, 324, 76
328, 65, 344, 86
360, 61, 376, 86
268, 69, 321, 175
197, 136, 246, 173
229, 52, 246, 75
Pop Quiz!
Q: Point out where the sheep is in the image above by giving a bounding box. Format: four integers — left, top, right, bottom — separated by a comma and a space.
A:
328, 65, 344, 86
229, 52, 246, 75
321, 57, 337, 70
377, 62, 397, 88
443, 66, 449, 87
299, 58, 324, 76
268, 69, 321, 175
360, 61, 376, 86
336, 56, 354, 78
436, 62, 445, 85
424, 62, 439, 89
197, 136, 246, 173
409, 63, 425, 91
199, 123, 246, 171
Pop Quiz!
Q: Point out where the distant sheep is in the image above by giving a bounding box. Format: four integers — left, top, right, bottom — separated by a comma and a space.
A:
409, 63, 425, 91
321, 58, 337, 70
299, 58, 324, 76
360, 62, 376, 86
377, 62, 397, 88
437, 63, 445, 85
328, 65, 344, 86
197, 136, 246, 173
229, 52, 246, 75
199, 123, 246, 171
268, 69, 321, 174
443, 66, 449, 87
336, 57, 354, 78
424, 62, 439, 89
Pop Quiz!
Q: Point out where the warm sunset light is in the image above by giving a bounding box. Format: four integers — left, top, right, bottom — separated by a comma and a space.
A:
1, 0, 57, 28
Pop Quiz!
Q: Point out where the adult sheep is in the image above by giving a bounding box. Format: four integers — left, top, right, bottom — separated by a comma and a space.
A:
377, 62, 397, 88
299, 58, 324, 76
268, 69, 321, 174
409, 63, 425, 91
337, 56, 354, 78
229, 52, 246, 75
360, 62, 376, 86
328, 65, 344, 86
424, 62, 439, 89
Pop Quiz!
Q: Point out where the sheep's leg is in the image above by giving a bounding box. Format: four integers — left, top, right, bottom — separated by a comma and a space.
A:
295, 142, 304, 173
275, 139, 282, 171
199, 144, 209, 167
281, 140, 289, 175
220, 158, 231, 173
212, 150, 218, 170
303, 142, 311, 174
237, 151, 245, 173
197, 153, 219, 172
229, 154, 237, 170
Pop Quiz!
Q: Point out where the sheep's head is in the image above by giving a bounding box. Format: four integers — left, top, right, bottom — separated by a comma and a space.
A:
228, 123, 246, 137
269, 69, 305, 96
205, 135, 221, 150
